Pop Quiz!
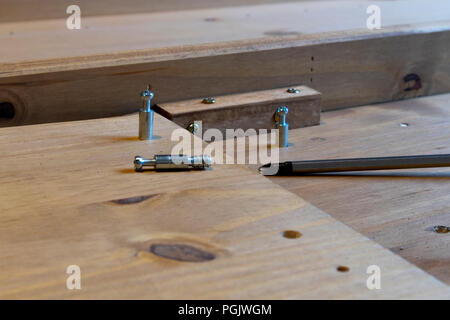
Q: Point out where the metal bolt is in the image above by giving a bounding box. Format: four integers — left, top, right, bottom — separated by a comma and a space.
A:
187, 123, 200, 134
202, 97, 216, 104
134, 155, 211, 171
139, 85, 155, 140
275, 106, 288, 123
142, 85, 154, 108
275, 106, 289, 148
287, 88, 300, 94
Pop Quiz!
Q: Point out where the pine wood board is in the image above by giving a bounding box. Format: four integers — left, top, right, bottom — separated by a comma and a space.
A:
0, 1, 449, 126
0, 112, 448, 299
2, 1, 450, 72
1, 28, 449, 126
258, 93, 450, 284
0, 0, 307, 23
154, 85, 321, 135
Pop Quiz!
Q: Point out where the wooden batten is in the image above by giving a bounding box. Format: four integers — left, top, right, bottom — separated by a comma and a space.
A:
154, 85, 321, 137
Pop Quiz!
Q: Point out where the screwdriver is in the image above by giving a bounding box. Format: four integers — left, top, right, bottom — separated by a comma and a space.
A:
260, 154, 450, 176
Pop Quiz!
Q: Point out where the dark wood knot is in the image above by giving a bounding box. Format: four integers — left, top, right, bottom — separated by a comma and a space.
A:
150, 244, 216, 262
403, 73, 422, 92
110, 194, 156, 205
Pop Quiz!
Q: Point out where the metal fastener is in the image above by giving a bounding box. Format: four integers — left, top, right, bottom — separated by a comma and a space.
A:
187, 123, 200, 134
275, 106, 289, 148
134, 155, 212, 171
287, 88, 300, 94
139, 85, 154, 140
202, 97, 216, 104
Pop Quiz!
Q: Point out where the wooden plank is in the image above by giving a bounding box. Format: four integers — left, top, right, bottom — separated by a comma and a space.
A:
1, 29, 448, 127
2, 1, 450, 69
0, 1, 449, 126
257, 93, 450, 284
154, 85, 321, 136
0, 0, 304, 23
0, 112, 448, 298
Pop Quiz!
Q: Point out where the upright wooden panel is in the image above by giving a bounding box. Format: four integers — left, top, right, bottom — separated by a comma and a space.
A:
0, 113, 448, 298
0, 1, 449, 126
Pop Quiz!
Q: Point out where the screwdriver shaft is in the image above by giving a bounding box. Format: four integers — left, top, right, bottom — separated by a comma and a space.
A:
270, 154, 450, 175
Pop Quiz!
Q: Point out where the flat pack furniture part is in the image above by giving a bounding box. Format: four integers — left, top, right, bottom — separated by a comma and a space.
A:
0, 112, 449, 299
154, 85, 321, 137
0, 0, 450, 126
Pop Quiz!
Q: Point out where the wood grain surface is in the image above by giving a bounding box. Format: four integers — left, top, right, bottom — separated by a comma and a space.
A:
3, 1, 450, 69
0, 1, 449, 125
154, 85, 321, 136
0, 0, 305, 22
0, 112, 448, 299
262, 93, 450, 284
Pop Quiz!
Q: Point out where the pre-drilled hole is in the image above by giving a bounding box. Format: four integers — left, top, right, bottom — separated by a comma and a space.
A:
0, 102, 15, 120
283, 230, 302, 239
337, 265, 350, 272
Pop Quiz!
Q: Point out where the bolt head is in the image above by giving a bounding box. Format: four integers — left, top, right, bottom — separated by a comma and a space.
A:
287, 88, 300, 94
134, 156, 144, 172
202, 155, 212, 167
142, 91, 154, 99
187, 123, 200, 134
202, 97, 216, 104
277, 106, 289, 114
141, 85, 154, 100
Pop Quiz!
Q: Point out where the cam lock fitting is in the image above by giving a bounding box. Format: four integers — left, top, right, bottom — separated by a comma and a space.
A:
139, 85, 155, 140
275, 106, 289, 148
134, 155, 212, 172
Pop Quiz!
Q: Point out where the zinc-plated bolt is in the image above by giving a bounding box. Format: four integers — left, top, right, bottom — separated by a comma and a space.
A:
275, 106, 289, 124
187, 123, 200, 134
134, 155, 212, 171
202, 97, 216, 104
275, 106, 289, 148
139, 85, 155, 140
142, 85, 154, 108
287, 88, 300, 94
